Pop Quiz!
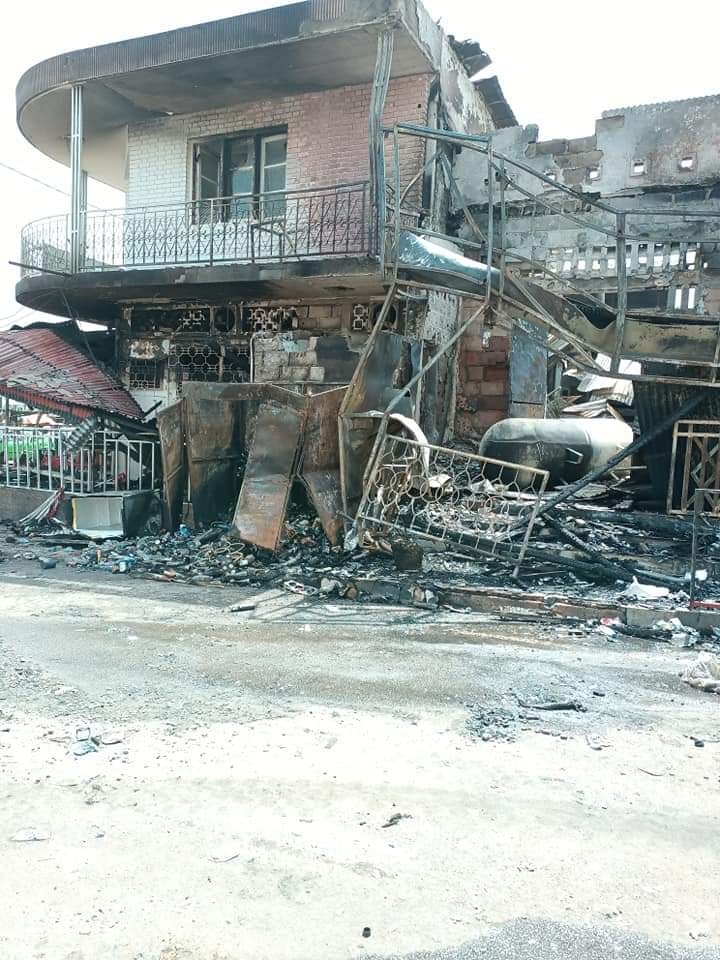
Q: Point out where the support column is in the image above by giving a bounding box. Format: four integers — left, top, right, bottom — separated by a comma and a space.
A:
69, 84, 85, 273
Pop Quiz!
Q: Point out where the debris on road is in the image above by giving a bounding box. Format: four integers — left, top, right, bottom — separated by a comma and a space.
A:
516, 699, 587, 712
682, 653, 720, 694
381, 812, 412, 828
209, 848, 242, 863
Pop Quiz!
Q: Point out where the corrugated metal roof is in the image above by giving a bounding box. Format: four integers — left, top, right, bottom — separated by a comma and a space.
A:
0, 328, 143, 421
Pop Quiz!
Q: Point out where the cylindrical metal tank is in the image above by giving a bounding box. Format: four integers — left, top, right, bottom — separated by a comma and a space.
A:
479, 417, 634, 488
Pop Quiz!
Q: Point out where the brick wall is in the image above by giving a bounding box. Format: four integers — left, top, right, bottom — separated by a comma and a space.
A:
127, 75, 431, 208
455, 309, 510, 439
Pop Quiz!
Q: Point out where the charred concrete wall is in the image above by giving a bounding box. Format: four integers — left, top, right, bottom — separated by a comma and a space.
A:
456, 95, 720, 203
449, 95, 720, 438
117, 299, 390, 411
453, 96, 720, 317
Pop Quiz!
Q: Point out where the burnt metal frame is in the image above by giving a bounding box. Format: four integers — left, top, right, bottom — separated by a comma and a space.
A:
355, 433, 549, 577
667, 420, 720, 515
381, 121, 720, 387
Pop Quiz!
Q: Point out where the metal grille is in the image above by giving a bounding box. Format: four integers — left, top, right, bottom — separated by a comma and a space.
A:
357, 434, 548, 573
128, 358, 164, 390
668, 420, 720, 515
249, 307, 281, 335
168, 341, 249, 393
352, 303, 370, 331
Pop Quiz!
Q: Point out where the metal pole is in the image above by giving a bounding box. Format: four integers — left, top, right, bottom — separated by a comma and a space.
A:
69, 84, 85, 273
612, 211, 627, 374
690, 488, 702, 606
485, 139, 494, 309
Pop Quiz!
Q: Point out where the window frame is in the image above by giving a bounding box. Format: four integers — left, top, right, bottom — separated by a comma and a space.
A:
191, 125, 288, 221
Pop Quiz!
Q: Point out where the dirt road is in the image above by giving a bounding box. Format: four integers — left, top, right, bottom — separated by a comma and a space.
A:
0, 558, 718, 960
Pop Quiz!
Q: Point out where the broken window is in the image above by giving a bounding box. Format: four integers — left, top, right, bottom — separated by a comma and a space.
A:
192, 128, 288, 219
606, 247, 616, 272
632, 160, 646, 176
588, 167, 600, 181
653, 243, 666, 269
577, 249, 587, 271
213, 307, 237, 334
638, 243, 648, 266
669, 243, 681, 267
686, 245, 698, 269
545, 170, 557, 182
562, 248, 573, 272
679, 156, 695, 171
591, 247, 602, 271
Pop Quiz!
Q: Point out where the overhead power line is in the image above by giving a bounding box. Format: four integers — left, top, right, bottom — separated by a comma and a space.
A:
0, 160, 102, 209
0, 160, 72, 200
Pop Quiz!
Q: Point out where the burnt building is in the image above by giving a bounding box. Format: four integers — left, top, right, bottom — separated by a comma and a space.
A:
450, 94, 720, 435
14, 0, 500, 415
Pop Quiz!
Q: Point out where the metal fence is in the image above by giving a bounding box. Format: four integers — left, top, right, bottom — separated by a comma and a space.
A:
667, 420, 720, 515
20, 182, 374, 276
356, 433, 549, 574
0, 427, 161, 494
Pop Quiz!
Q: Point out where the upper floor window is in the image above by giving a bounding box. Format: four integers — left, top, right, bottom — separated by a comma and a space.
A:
192, 129, 288, 219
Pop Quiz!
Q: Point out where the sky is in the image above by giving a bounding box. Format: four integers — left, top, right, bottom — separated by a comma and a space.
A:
1, 0, 719, 328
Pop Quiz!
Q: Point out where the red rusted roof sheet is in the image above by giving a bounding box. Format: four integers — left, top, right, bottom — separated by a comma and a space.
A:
0, 327, 143, 421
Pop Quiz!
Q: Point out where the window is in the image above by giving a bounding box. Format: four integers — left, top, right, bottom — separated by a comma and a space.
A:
679, 156, 695, 171
192, 129, 288, 220
632, 160, 646, 176
638, 243, 648, 266
588, 167, 600, 181
545, 170, 557, 182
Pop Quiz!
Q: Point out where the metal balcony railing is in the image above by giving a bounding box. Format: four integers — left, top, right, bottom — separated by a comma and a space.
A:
20, 181, 375, 277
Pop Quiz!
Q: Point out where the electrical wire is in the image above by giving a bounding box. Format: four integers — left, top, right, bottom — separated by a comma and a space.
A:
0, 160, 73, 200
0, 160, 102, 209
0, 304, 30, 323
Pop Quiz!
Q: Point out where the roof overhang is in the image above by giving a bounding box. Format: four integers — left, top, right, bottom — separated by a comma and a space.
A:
17, 1, 435, 190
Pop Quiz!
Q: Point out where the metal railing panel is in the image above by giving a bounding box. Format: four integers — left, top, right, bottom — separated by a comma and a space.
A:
0, 427, 162, 495
20, 182, 375, 277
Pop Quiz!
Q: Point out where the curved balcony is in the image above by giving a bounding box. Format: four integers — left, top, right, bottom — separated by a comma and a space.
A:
20, 182, 375, 278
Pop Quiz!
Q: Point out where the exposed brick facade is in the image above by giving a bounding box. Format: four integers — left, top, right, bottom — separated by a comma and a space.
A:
127, 75, 432, 208
455, 306, 510, 439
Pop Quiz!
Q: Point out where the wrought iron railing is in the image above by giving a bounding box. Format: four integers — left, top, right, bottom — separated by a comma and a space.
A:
20, 182, 375, 277
0, 427, 161, 494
